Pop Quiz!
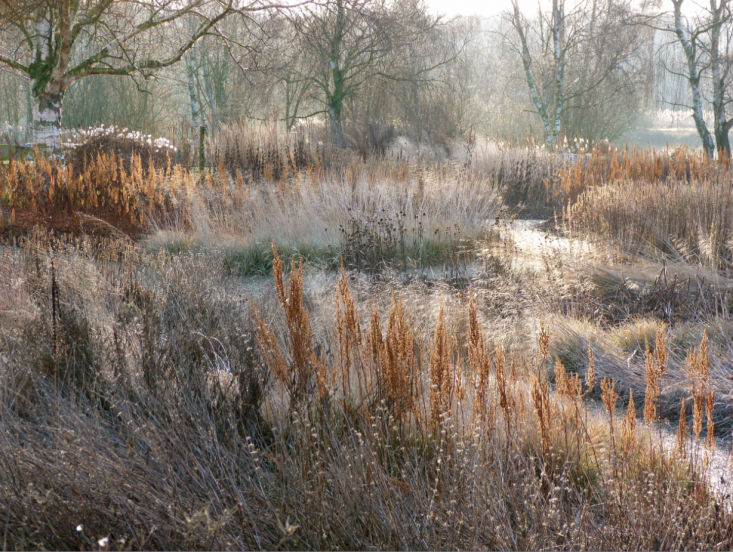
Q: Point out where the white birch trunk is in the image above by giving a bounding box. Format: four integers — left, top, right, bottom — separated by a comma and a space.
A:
185, 51, 201, 131
512, 1, 554, 148
552, 0, 565, 144
673, 0, 716, 157
31, 95, 63, 149
30, 15, 63, 149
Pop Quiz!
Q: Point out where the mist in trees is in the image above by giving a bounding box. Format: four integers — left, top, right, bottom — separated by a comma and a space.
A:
507, 0, 653, 148
665, 0, 733, 157
0, 0, 250, 145
0, 0, 730, 154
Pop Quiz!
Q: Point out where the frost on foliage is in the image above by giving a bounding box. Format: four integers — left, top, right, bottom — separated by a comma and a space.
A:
63, 124, 178, 153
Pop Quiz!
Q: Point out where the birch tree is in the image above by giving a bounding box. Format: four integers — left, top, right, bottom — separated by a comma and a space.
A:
507, 0, 650, 148
184, 17, 203, 131
0, 0, 244, 146
509, 0, 564, 148
670, 0, 732, 157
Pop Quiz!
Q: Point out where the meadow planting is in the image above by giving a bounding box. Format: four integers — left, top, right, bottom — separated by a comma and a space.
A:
3, 127, 733, 549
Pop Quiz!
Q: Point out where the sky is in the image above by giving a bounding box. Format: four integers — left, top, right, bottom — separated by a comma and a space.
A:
424, 0, 705, 19
425, 0, 545, 18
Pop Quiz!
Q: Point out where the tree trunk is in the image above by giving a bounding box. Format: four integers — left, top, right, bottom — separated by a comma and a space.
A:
710, 0, 729, 158
31, 88, 64, 149
715, 122, 731, 158
690, 78, 716, 158
673, 0, 716, 158
185, 51, 201, 131
328, 65, 346, 147
328, 102, 345, 148
512, 1, 554, 149
327, 0, 346, 148
552, 0, 565, 146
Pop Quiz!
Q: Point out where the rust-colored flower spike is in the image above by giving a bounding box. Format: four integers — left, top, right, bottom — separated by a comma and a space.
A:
686, 332, 710, 441
706, 392, 716, 450
568, 373, 582, 402
693, 390, 704, 440
554, 357, 569, 396
467, 295, 483, 365
468, 295, 490, 423
336, 265, 364, 398
623, 389, 636, 453
531, 376, 551, 456
700, 332, 709, 383
677, 398, 688, 455
380, 295, 416, 420
643, 335, 663, 426
586, 343, 596, 393
601, 377, 618, 421
429, 305, 451, 431
538, 323, 550, 361
654, 327, 667, 377
258, 246, 319, 405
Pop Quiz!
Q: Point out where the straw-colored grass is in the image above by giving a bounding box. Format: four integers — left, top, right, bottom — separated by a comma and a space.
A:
5, 130, 733, 549
567, 177, 733, 270
1, 233, 733, 549
148, 160, 500, 274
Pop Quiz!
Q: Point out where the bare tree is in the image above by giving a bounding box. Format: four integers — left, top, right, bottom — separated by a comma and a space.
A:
669, 0, 733, 157
187, 11, 278, 129
289, 0, 448, 146
507, 0, 651, 148
508, 0, 564, 148
0, 0, 249, 145
383, 2, 472, 142
288, 0, 390, 146
273, 18, 315, 131
184, 15, 204, 131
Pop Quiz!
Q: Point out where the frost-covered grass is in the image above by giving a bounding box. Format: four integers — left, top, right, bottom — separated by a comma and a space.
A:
4, 133, 733, 550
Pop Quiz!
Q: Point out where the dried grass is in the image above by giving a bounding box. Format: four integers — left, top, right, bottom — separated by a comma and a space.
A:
4, 137, 733, 549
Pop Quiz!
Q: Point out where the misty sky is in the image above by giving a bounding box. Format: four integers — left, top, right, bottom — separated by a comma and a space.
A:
425, 0, 703, 18
425, 0, 548, 18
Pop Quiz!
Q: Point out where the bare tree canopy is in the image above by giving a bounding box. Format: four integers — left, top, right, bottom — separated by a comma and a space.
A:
507, 0, 652, 148
1, 0, 710, 152
667, 0, 733, 157
288, 0, 462, 146
0, 0, 272, 144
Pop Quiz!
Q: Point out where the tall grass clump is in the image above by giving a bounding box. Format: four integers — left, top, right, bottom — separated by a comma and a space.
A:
566, 176, 733, 270
558, 144, 716, 203
471, 141, 720, 216
471, 140, 562, 214
151, 160, 500, 274
209, 122, 320, 181
0, 152, 192, 236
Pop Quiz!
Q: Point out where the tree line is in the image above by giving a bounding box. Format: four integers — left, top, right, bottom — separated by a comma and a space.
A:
1, 0, 732, 155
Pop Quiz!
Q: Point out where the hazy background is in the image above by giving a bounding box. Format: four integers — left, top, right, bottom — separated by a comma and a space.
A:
0, 0, 724, 152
